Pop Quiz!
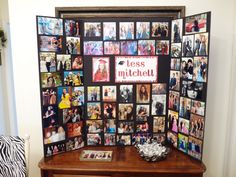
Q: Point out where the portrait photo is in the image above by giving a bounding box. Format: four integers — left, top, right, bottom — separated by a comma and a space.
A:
41, 72, 62, 88
84, 22, 102, 37
178, 133, 188, 153
136, 22, 150, 39
178, 117, 190, 135
182, 35, 194, 57
87, 86, 100, 101
119, 85, 133, 103
194, 33, 208, 56
185, 13, 207, 34
120, 41, 137, 55
118, 103, 134, 120
64, 20, 79, 37
72, 56, 83, 70
136, 105, 150, 121
104, 42, 120, 55
179, 97, 191, 119
119, 22, 134, 40
151, 95, 166, 115
87, 102, 101, 119
64, 71, 83, 86
156, 40, 169, 55
92, 57, 110, 82
83, 41, 103, 55
181, 57, 193, 80
169, 70, 180, 91
136, 84, 151, 103
138, 40, 155, 55
104, 119, 116, 133
190, 114, 204, 139
152, 83, 167, 95
171, 19, 183, 43
104, 103, 116, 119
191, 100, 205, 116
40, 52, 56, 72
66, 37, 80, 54
57, 87, 72, 109
168, 110, 179, 133
118, 121, 134, 133
193, 57, 208, 82
56, 54, 71, 71
39, 36, 62, 52
102, 86, 116, 102
153, 116, 165, 133
103, 22, 116, 40
152, 22, 169, 38
168, 91, 179, 112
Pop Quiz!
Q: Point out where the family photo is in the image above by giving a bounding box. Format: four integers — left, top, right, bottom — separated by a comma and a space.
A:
66, 37, 80, 54
178, 133, 188, 153
152, 22, 169, 37
194, 33, 208, 56
57, 54, 71, 71
64, 20, 80, 37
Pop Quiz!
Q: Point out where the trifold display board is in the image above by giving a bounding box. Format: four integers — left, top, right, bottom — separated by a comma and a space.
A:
36, 11, 211, 161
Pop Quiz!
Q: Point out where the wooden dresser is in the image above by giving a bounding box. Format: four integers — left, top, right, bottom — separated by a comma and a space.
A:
38, 146, 206, 177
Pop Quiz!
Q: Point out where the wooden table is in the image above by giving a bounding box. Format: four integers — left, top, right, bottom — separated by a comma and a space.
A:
38, 146, 206, 177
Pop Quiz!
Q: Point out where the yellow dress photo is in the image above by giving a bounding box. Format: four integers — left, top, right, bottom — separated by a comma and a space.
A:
59, 93, 71, 109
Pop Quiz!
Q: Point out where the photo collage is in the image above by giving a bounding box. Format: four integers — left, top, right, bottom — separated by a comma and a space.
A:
168, 12, 210, 160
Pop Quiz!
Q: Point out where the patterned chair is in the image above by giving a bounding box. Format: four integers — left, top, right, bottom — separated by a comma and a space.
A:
0, 136, 27, 177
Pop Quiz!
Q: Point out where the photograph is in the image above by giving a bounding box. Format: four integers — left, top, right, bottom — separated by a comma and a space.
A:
64, 71, 83, 86
156, 40, 169, 55
153, 133, 166, 144
56, 54, 71, 71
120, 41, 137, 55
191, 100, 205, 116
117, 135, 131, 146
167, 131, 177, 148
84, 22, 101, 37
182, 35, 194, 57
181, 81, 205, 100
104, 119, 116, 133
104, 134, 116, 146
40, 52, 56, 72
64, 20, 79, 37
87, 102, 101, 119
132, 133, 151, 145
119, 85, 133, 103
37, 16, 63, 35
136, 122, 149, 133
103, 22, 116, 40
136, 22, 150, 39
44, 126, 65, 144
181, 57, 193, 79
185, 13, 207, 34
171, 19, 183, 43
136, 105, 150, 121
42, 88, 57, 106
66, 37, 80, 54
169, 70, 180, 91
152, 22, 169, 37
151, 95, 166, 115
57, 87, 72, 109
178, 133, 188, 153
138, 40, 155, 55
39, 36, 62, 52
80, 150, 112, 161
153, 116, 165, 133
171, 43, 181, 57
86, 120, 103, 133
119, 22, 134, 40
178, 117, 190, 135
170, 58, 181, 70
168, 110, 179, 133
92, 57, 110, 82
104, 103, 116, 119
45, 143, 65, 157
87, 86, 100, 101
41, 72, 62, 88
61, 107, 83, 124
188, 136, 202, 160
190, 114, 204, 139
194, 33, 208, 56
67, 121, 83, 138
136, 84, 151, 103
72, 56, 83, 70
104, 42, 120, 55
87, 134, 102, 146
66, 136, 84, 151
168, 91, 179, 112
118, 103, 134, 120
152, 83, 167, 95
117, 122, 134, 133
71, 87, 84, 106
102, 86, 116, 102
179, 97, 191, 119
42, 106, 57, 128
83, 41, 103, 55
193, 57, 208, 82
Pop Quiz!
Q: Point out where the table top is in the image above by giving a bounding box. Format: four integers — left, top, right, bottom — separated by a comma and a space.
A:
39, 146, 206, 174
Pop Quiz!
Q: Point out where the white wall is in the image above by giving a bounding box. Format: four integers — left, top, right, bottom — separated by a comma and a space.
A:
7, 0, 236, 177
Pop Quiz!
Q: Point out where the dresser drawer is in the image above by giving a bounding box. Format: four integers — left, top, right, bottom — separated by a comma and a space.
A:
54, 175, 111, 177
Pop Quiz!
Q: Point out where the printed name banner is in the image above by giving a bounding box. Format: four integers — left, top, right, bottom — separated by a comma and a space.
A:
115, 56, 158, 83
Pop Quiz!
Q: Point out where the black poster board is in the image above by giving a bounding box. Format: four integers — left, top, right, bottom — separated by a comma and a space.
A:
36, 11, 211, 161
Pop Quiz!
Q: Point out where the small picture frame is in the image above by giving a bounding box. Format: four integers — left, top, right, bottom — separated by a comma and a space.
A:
80, 150, 112, 161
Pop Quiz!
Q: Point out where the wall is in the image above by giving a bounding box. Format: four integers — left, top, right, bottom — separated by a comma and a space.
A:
7, 0, 236, 177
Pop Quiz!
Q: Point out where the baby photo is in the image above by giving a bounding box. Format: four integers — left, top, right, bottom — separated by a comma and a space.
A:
119, 85, 133, 103
118, 104, 134, 120
102, 86, 116, 102
40, 52, 56, 72
151, 95, 166, 115
104, 103, 116, 119
136, 105, 150, 121
56, 54, 71, 71
103, 22, 116, 40
87, 86, 100, 101
119, 22, 134, 40
153, 116, 165, 133
87, 102, 101, 119
84, 22, 101, 37
152, 22, 169, 37
136, 22, 150, 39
